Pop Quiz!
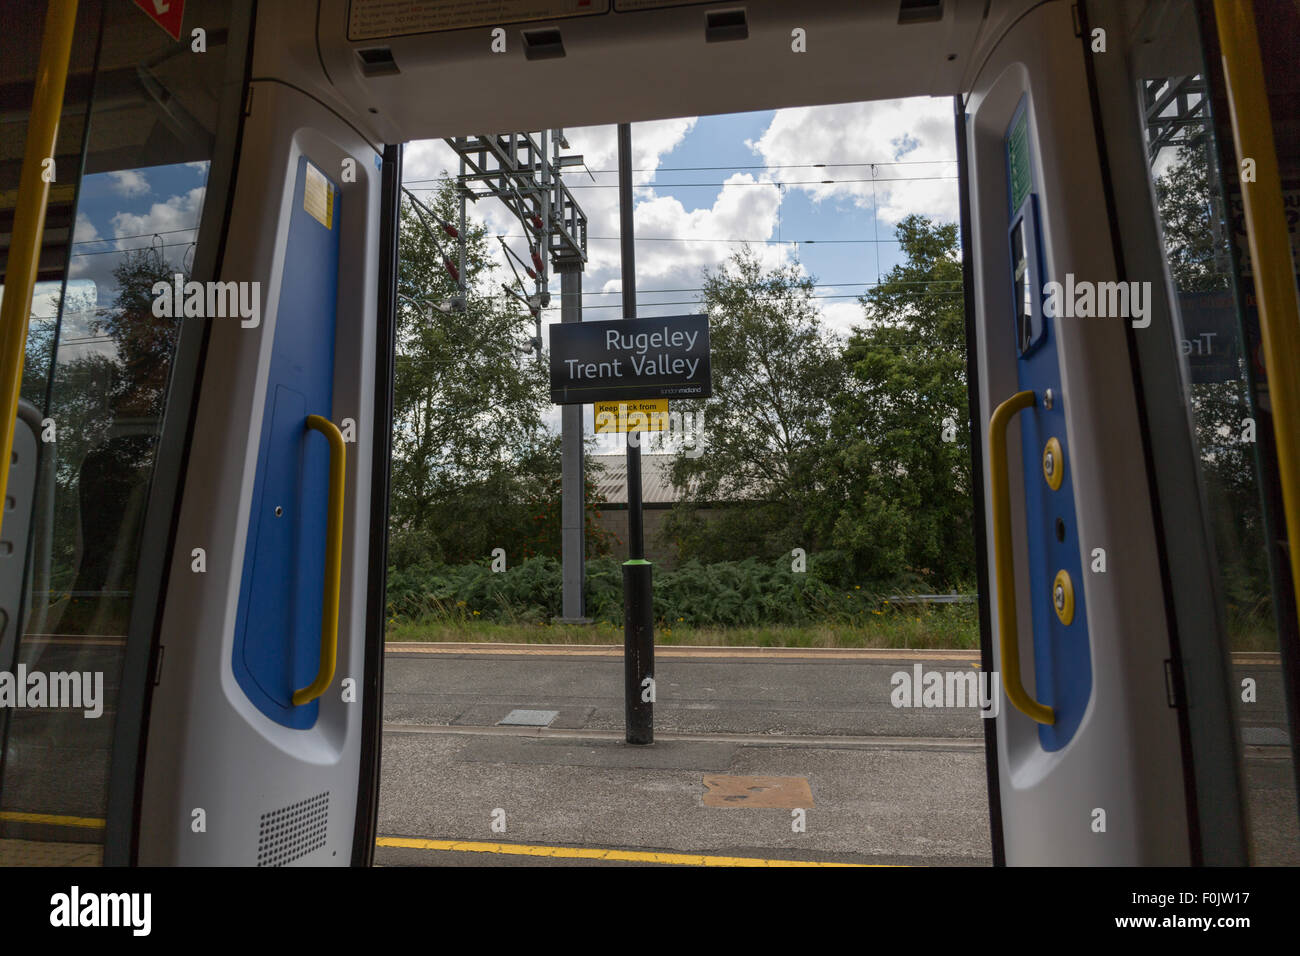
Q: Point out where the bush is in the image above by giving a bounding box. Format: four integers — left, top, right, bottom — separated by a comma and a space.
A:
385, 553, 967, 629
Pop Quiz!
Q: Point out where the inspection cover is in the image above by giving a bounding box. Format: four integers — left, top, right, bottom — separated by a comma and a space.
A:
1243, 726, 1290, 746
702, 775, 814, 808
498, 709, 558, 727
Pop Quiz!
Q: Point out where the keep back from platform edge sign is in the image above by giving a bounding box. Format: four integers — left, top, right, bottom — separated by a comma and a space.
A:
548, 313, 712, 405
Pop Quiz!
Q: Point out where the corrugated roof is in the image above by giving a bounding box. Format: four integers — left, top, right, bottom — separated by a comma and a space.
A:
588, 454, 680, 504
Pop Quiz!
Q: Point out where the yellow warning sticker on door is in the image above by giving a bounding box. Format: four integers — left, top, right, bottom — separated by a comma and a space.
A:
304, 161, 334, 230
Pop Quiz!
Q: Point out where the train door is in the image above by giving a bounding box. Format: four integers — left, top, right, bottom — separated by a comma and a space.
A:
4, 0, 1295, 869
130, 6, 396, 864
1, 0, 395, 866
964, 0, 1298, 864
0, 0, 272, 864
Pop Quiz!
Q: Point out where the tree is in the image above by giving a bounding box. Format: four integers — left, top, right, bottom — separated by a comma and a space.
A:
389, 181, 610, 567
1155, 142, 1270, 618
824, 214, 973, 588
663, 248, 846, 562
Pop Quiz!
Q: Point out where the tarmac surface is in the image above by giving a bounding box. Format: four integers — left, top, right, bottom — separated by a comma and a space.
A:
376, 643, 1298, 867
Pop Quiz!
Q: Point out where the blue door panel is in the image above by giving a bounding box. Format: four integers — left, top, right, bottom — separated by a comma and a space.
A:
1004, 97, 1092, 750
232, 156, 341, 729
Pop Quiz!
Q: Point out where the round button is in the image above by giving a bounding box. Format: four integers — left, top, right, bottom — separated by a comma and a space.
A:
1042, 437, 1064, 490
1052, 569, 1074, 626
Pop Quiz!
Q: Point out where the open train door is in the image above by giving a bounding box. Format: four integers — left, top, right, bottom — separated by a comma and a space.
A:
131, 3, 399, 865
963, 0, 1298, 865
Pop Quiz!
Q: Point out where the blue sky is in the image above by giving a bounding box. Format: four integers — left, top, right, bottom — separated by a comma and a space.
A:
20, 95, 960, 443
402, 95, 961, 444
27, 161, 209, 319
404, 96, 959, 339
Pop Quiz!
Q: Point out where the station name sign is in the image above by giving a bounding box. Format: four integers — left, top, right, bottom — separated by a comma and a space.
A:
549, 314, 711, 404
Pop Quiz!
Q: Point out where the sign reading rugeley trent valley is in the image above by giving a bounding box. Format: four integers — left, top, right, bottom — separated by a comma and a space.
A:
549, 314, 711, 404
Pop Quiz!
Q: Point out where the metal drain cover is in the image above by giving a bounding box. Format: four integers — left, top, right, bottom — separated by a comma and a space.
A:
702, 775, 814, 808
498, 709, 558, 727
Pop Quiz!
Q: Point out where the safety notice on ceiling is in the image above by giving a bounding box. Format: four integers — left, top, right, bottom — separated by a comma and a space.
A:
348, 0, 609, 41
612, 1, 710, 10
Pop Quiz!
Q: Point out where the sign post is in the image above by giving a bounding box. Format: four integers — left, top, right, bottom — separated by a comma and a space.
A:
617, 123, 651, 745
547, 308, 710, 744
548, 125, 710, 745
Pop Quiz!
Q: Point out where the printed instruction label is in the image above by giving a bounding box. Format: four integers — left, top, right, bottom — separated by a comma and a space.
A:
304, 161, 334, 230
348, 0, 609, 41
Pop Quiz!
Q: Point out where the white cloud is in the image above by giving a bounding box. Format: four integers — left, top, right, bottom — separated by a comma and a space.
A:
110, 186, 205, 241
73, 212, 99, 243
70, 187, 204, 283
747, 97, 959, 226
107, 169, 150, 197
820, 300, 864, 339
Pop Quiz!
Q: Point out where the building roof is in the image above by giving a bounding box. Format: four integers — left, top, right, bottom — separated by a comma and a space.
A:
588, 454, 681, 505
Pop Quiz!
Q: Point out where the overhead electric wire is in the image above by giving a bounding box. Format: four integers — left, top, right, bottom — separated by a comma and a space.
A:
407, 175, 956, 191
543, 291, 965, 311
400, 158, 957, 186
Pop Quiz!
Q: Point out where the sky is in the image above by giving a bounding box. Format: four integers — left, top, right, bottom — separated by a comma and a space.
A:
400, 96, 961, 445
20, 95, 960, 438
402, 96, 959, 335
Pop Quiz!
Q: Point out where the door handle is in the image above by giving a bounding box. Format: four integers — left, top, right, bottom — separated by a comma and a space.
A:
292, 415, 345, 706
988, 390, 1055, 725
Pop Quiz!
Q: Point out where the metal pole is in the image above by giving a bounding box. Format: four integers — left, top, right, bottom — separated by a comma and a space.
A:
619, 122, 653, 745
457, 154, 466, 300
559, 260, 586, 621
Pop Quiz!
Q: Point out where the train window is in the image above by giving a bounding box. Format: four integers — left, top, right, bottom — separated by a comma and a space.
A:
0, 0, 234, 866
1134, 4, 1300, 863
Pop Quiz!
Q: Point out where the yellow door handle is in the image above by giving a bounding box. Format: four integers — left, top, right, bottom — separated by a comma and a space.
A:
988, 390, 1055, 725
293, 415, 346, 706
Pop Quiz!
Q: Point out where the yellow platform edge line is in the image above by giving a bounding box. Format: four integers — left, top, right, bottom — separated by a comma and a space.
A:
0, 811, 106, 829
376, 836, 877, 867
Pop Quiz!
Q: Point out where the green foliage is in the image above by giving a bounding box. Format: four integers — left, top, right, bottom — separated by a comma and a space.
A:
662, 248, 846, 561
825, 214, 974, 589
390, 181, 610, 566
387, 554, 973, 631
1154, 143, 1273, 643
657, 221, 974, 592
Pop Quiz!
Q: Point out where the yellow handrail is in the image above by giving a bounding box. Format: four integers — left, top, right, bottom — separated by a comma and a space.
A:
0, 0, 78, 538
1213, 0, 1300, 640
292, 415, 346, 706
989, 390, 1055, 725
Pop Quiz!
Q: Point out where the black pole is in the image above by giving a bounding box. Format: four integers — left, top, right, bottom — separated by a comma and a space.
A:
619, 122, 653, 745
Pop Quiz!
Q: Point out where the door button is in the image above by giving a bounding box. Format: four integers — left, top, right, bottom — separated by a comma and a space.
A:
1053, 569, 1075, 625
1043, 436, 1064, 490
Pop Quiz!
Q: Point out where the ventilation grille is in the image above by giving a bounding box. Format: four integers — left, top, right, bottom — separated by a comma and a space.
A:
522, 28, 565, 60
357, 47, 399, 76
898, 0, 944, 24
257, 791, 329, 867
705, 9, 748, 42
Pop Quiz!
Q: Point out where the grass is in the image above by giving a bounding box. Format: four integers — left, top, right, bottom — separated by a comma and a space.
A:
384, 592, 1279, 652
386, 603, 982, 650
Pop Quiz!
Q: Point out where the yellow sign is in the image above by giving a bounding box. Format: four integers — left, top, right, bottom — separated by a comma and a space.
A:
303, 161, 334, 230
594, 400, 669, 433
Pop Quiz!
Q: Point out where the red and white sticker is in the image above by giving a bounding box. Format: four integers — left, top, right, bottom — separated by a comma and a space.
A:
132, 0, 184, 42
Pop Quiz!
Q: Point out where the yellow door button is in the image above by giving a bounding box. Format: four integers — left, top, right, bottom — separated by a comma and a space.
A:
1052, 569, 1074, 626
1042, 436, 1064, 490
